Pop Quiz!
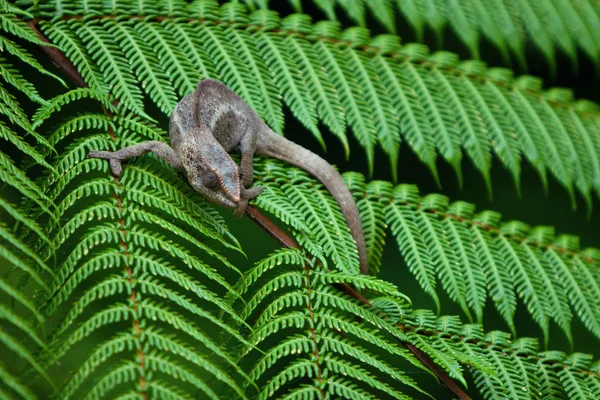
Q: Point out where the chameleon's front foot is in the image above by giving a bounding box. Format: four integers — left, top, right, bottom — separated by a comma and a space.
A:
87, 150, 124, 177
233, 185, 263, 218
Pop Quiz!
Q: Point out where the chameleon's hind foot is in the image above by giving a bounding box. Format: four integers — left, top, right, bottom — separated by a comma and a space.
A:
88, 150, 123, 176
233, 185, 263, 218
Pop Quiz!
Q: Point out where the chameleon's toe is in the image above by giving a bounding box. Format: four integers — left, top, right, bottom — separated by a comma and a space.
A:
246, 185, 263, 200
233, 200, 248, 218
109, 158, 123, 177
241, 173, 254, 189
88, 150, 123, 177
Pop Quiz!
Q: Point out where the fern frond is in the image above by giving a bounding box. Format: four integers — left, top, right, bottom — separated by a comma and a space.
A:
558, 353, 596, 400
496, 222, 550, 343
254, 19, 322, 147
370, 36, 438, 181
106, 19, 178, 115
546, 237, 600, 340
75, 21, 148, 118
41, 19, 108, 93
343, 27, 400, 180
252, 161, 600, 342
289, 0, 599, 71
398, 53, 463, 182
20, 5, 600, 202
313, 20, 377, 173
231, 248, 427, 399
3, 4, 600, 400
418, 195, 471, 320
0, 33, 64, 84
221, 3, 285, 133
0, 56, 44, 103
0, 120, 53, 169
196, 20, 266, 122
523, 228, 573, 345
32, 87, 116, 129
355, 178, 388, 275
444, 202, 487, 323
471, 211, 517, 335
282, 14, 346, 151
386, 184, 439, 311
281, 170, 359, 273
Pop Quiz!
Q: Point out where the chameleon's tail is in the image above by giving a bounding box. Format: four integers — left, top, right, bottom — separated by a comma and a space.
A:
257, 127, 368, 275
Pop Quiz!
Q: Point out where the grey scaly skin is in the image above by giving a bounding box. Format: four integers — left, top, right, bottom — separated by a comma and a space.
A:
88, 79, 368, 275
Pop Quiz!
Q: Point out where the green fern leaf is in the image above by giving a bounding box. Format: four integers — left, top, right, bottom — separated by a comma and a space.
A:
370, 38, 438, 182
386, 185, 439, 311
313, 0, 336, 20
513, 87, 573, 199
313, 20, 377, 174
524, 228, 573, 345
282, 14, 347, 153
546, 237, 600, 340
222, 6, 284, 133
343, 27, 400, 180
461, 64, 521, 190
0, 35, 64, 84
445, 202, 487, 322
107, 20, 178, 115
558, 353, 596, 400
533, 0, 577, 68
418, 194, 471, 319
162, 20, 219, 81
41, 20, 108, 93
337, 0, 366, 27
254, 27, 322, 147
136, 21, 198, 98
283, 172, 360, 273
75, 21, 149, 118
506, 0, 556, 73
497, 222, 550, 344
446, 0, 479, 58
0, 56, 45, 103
472, 211, 517, 335
356, 179, 388, 275
398, 54, 463, 183
535, 352, 566, 400
430, 56, 492, 192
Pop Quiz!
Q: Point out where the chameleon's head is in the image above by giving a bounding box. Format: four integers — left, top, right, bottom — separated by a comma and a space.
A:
178, 125, 241, 209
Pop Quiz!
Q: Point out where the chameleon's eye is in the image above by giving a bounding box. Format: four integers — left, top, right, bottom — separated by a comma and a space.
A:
202, 172, 219, 189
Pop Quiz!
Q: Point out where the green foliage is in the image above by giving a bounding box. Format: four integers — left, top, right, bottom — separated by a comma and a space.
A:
0, 0, 599, 399
229, 248, 427, 399
14, 0, 600, 206
254, 160, 600, 347
250, 0, 600, 74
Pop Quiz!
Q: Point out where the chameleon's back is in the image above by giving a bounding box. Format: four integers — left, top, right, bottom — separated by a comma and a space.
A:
194, 80, 260, 151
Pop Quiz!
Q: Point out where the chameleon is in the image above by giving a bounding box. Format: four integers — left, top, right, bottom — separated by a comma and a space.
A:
88, 79, 368, 275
